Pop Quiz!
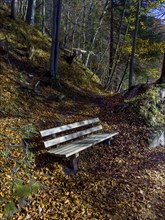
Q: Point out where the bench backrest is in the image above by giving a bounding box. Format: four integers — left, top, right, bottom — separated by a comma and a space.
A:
40, 118, 102, 148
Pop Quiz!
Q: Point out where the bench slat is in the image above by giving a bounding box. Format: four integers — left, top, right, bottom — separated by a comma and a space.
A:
40, 118, 100, 137
50, 131, 118, 154
44, 125, 103, 148
48, 132, 119, 157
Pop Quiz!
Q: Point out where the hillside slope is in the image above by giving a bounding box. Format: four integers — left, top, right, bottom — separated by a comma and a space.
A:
0, 4, 107, 144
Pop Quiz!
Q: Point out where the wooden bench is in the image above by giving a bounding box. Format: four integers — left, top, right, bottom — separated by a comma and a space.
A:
40, 118, 118, 172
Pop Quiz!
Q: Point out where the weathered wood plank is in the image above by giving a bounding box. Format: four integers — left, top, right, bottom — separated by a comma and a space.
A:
52, 132, 118, 154
49, 132, 118, 154
44, 125, 103, 148
40, 118, 100, 137
48, 132, 119, 157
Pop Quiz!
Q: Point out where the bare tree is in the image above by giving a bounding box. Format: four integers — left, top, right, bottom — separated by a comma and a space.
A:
26, 0, 36, 25
129, 0, 141, 88
85, 0, 110, 67
11, 0, 18, 20
50, 0, 62, 78
41, 0, 46, 34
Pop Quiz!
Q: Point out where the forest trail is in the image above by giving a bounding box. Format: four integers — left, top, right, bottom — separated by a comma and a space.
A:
1, 72, 165, 219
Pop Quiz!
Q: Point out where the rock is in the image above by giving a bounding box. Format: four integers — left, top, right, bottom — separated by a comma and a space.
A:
160, 88, 165, 100
114, 103, 130, 113
148, 129, 165, 148
46, 94, 66, 102
160, 88, 165, 113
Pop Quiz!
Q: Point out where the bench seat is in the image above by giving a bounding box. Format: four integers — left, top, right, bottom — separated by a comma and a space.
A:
40, 118, 118, 172
48, 132, 118, 157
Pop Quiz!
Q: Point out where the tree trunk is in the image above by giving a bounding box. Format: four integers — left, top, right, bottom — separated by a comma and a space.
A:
157, 53, 165, 83
23, 0, 28, 21
11, 0, 17, 20
42, 0, 46, 34
80, 0, 87, 50
129, 0, 141, 89
109, 0, 114, 76
50, 0, 62, 78
64, 0, 70, 47
116, 56, 130, 92
105, 0, 128, 90
26, 0, 36, 25
71, 16, 79, 50
85, 0, 94, 45
85, 0, 109, 67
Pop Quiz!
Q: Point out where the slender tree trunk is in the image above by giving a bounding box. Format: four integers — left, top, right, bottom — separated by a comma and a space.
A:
94, 47, 109, 76
17, 0, 21, 16
116, 56, 130, 92
105, 15, 129, 90
82, 0, 86, 47
50, 0, 62, 78
23, 0, 28, 20
109, 0, 114, 75
71, 16, 80, 50
18, 0, 26, 18
129, 0, 141, 88
42, 0, 46, 34
46, 0, 53, 35
26, 0, 36, 25
157, 53, 165, 83
64, 1, 70, 47
85, 0, 109, 67
105, 0, 128, 90
11, 0, 17, 20
85, 0, 94, 44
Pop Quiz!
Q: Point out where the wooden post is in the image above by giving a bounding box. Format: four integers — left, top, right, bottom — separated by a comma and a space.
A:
70, 153, 79, 172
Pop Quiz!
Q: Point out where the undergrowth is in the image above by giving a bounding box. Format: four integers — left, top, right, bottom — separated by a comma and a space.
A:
126, 85, 164, 127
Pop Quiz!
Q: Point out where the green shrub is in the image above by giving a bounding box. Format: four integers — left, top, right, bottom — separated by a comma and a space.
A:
126, 86, 164, 127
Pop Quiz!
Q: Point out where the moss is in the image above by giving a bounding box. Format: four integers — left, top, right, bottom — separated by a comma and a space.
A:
159, 83, 165, 88
126, 85, 165, 127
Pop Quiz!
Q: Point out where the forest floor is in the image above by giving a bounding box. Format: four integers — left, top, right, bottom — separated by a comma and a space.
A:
0, 6, 165, 220
0, 57, 165, 219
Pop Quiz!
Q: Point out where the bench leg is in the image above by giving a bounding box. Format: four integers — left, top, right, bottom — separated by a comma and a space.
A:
70, 153, 79, 173
105, 138, 112, 145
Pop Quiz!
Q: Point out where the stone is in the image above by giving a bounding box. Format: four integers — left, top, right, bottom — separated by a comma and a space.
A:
149, 129, 165, 148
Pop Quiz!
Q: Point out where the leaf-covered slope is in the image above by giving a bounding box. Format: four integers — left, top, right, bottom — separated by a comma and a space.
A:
0, 5, 104, 97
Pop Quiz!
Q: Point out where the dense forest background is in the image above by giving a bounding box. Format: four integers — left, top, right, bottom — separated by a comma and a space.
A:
5, 0, 165, 91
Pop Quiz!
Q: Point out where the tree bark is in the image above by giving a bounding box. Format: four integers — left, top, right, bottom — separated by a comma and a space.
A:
64, 0, 70, 47
85, 0, 109, 67
116, 56, 130, 92
11, 0, 17, 20
105, 0, 128, 90
129, 0, 141, 89
26, 0, 36, 25
109, 0, 114, 76
157, 53, 165, 83
50, 0, 62, 78
86, 0, 94, 44
42, 0, 46, 34
71, 15, 80, 50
